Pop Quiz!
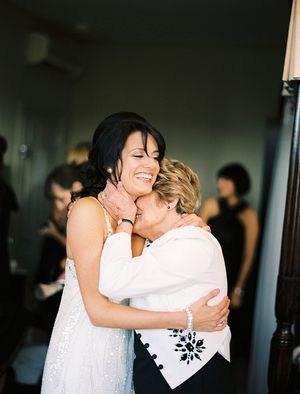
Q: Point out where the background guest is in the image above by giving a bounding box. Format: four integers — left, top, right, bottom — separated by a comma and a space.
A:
66, 141, 91, 166
0, 135, 19, 301
36, 164, 83, 337
200, 163, 259, 360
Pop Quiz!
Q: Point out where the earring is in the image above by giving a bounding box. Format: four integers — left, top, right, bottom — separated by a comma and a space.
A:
107, 167, 113, 174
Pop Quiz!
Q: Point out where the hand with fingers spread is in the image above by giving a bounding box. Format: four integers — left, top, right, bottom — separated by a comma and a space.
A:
190, 289, 230, 332
98, 180, 137, 223
174, 213, 211, 233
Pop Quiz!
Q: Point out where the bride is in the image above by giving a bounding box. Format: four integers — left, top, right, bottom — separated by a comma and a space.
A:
41, 112, 229, 394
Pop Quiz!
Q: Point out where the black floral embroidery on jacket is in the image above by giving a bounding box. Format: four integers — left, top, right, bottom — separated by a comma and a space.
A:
168, 329, 206, 365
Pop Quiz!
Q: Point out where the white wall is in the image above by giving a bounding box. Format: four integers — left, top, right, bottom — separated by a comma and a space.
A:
69, 43, 286, 208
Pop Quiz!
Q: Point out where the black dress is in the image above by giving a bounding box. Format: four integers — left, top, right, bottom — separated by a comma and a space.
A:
207, 198, 247, 291
133, 333, 236, 394
0, 177, 18, 299
207, 198, 252, 356
36, 220, 66, 338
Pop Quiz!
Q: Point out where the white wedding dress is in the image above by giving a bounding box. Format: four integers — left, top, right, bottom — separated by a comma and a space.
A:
41, 207, 134, 394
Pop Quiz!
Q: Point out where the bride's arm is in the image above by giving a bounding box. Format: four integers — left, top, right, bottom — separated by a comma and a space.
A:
131, 234, 145, 257
67, 198, 229, 331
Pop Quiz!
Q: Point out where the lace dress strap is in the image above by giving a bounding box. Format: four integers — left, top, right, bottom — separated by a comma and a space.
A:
102, 206, 113, 237
90, 197, 113, 237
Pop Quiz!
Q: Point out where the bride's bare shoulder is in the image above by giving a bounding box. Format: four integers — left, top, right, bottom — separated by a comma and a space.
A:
67, 197, 106, 258
72, 196, 102, 210
68, 196, 104, 223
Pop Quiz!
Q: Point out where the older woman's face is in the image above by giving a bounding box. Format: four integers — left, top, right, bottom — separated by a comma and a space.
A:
134, 191, 168, 239
119, 132, 160, 200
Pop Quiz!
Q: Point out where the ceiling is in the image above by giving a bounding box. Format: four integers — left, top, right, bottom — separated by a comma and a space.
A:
8, 0, 290, 46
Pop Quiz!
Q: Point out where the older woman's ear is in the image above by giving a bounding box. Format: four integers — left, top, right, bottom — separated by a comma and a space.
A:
166, 198, 179, 211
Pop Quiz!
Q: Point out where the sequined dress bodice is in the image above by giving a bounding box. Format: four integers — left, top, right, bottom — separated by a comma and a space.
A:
41, 204, 134, 394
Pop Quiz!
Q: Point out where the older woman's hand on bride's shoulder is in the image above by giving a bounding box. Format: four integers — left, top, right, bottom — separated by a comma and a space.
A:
190, 289, 230, 332
174, 213, 211, 232
98, 181, 137, 223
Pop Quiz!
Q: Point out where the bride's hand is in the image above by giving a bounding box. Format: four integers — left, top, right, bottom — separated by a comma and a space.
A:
190, 289, 230, 332
98, 181, 137, 223
174, 214, 211, 233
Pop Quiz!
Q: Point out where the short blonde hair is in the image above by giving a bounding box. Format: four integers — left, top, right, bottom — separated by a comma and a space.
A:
153, 158, 201, 215
67, 142, 91, 165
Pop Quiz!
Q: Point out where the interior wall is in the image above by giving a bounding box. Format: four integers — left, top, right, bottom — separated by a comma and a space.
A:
0, 2, 286, 272
0, 2, 71, 163
0, 2, 72, 271
68, 43, 286, 208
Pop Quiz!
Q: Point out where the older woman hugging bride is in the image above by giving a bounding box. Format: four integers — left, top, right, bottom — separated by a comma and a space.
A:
41, 113, 230, 394
99, 158, 236, 394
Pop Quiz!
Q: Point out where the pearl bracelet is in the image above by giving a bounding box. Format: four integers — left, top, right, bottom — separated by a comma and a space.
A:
185, 306, 193, 332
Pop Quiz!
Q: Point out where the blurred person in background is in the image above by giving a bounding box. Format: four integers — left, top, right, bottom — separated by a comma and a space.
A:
200, 163, 259, 358
0, 136, 27, 394
66, 141, 91, 166
0, 135, 19, 300
38, 141, 90, 284
44, 141, 91, 230
9, 165, 83, 394
36, 164, 83, 336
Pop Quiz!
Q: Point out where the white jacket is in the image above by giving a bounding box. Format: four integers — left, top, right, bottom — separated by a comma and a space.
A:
99, 226, 231, 389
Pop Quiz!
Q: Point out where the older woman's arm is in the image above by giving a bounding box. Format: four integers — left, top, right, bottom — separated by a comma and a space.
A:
69, 198, 228, 331
99, 229, 221, 301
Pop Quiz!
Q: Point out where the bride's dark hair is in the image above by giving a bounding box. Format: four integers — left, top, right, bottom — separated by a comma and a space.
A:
77, 112, 166, 199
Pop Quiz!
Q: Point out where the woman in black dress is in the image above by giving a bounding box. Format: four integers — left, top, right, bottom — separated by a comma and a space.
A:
201, 163, 259, 356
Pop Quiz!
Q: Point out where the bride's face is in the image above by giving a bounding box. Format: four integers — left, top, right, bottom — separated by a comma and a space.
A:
119, 132, 160, 200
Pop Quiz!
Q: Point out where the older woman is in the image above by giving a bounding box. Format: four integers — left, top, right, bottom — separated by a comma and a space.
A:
99, 159, 235, 394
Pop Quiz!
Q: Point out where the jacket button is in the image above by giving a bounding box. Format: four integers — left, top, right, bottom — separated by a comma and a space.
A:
137, 333, 142, 339
144, 343, 150, 348
158, 364, 163, 369
152, 354, 157, 359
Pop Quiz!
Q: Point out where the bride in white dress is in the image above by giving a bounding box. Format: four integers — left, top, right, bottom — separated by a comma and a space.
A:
41, 113, 230, 394
42, 205, 134, 394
